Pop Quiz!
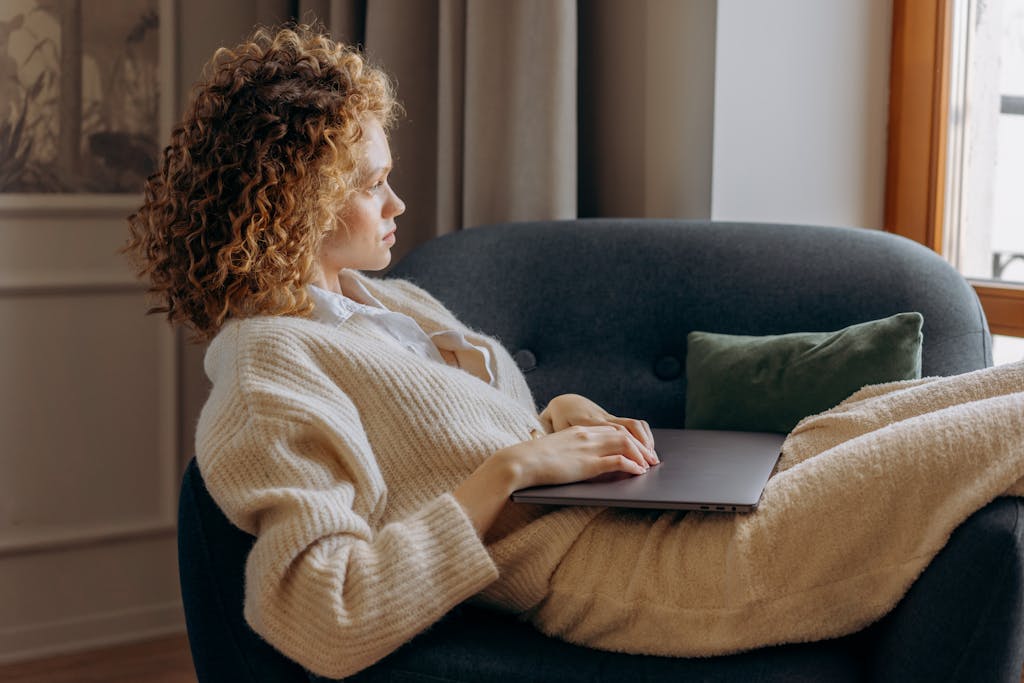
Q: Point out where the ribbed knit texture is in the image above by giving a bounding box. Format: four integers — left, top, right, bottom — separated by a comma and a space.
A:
534, 361, 1024, 656
196, 271, 599, 679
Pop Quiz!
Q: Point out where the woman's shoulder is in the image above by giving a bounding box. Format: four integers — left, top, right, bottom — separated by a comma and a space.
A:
211, 314, 329, 350
205, 315, 341, 383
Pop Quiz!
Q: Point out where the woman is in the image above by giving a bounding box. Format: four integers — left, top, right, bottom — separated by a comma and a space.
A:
126, 24, 1024, 681
126, 24, 657, 677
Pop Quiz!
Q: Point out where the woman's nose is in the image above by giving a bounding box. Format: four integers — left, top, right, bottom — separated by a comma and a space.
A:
386, 186, 406, 218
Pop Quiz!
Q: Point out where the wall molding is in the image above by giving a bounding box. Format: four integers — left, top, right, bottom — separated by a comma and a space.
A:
0, 281, 180, 557
0, 194, 144, 219
0, 519, 176, 558
0, 600, 185, 665
0, 270, 143, 295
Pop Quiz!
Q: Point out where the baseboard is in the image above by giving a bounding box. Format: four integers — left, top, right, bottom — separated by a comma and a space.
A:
0, 601, 186, 665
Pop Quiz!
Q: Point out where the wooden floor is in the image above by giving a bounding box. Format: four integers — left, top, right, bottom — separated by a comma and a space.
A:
0, 634, 197, 683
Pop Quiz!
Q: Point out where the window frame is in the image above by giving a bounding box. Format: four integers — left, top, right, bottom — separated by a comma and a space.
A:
885, 0, 1024, 338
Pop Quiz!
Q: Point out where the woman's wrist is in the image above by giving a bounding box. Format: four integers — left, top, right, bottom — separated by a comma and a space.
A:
452, 447, 522, 537
481, 447, 524, 493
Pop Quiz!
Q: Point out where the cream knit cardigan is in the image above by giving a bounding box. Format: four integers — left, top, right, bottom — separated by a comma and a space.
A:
197, 271, 601, 678
198, 270, 1024, 679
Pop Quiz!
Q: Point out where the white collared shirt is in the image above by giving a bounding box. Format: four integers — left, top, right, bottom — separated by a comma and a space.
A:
308, 273, 496, 386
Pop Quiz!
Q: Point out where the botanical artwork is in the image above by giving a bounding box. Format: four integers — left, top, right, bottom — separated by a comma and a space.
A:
0, 0, 160, 194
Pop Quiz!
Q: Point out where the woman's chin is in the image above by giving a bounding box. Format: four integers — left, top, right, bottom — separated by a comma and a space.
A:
366, 252, 393, 271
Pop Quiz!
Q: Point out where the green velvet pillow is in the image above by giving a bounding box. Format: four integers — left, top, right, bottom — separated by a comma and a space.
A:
684, 312, 923, 434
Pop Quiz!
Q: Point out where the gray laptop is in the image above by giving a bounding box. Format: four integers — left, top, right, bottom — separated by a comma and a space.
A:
511, 428, 784, 512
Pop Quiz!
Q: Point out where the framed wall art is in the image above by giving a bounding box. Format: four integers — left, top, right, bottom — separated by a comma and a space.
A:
0, 0, 174, 217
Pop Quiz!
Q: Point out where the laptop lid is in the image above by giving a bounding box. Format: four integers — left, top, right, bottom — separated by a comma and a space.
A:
511, 428, 784, 512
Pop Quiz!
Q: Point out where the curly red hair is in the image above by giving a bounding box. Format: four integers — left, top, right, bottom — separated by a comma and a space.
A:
124, 24, 398, 341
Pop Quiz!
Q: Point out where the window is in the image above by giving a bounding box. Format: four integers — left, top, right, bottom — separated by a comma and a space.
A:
886, 0, 1024, 365
944, 0, 1024, 285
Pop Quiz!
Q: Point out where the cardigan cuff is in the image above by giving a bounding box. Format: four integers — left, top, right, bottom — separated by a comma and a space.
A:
409, 493, 500, 600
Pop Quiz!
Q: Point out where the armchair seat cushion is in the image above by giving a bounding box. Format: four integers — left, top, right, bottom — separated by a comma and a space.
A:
340, 604, 865, 683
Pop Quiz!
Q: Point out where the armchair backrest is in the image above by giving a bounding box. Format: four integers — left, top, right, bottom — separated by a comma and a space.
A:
178, 219, 991, 681
389, 219, 991, 425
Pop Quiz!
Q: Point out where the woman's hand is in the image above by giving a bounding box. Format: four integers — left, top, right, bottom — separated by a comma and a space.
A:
541, 393, 658, 466
498, 425, 653, 488
453, 424, 654, 536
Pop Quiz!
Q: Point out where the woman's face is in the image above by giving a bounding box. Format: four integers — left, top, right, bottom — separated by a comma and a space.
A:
316, 116, 405, 288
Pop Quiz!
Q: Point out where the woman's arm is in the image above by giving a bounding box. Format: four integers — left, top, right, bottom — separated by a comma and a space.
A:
453, 424, 652, 536
200, 408, 499, 680
198, 321, 503, 681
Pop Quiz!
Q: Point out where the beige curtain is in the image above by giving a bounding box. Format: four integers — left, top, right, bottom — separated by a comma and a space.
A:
297, 0, 577, 264
291, 1, 716, 262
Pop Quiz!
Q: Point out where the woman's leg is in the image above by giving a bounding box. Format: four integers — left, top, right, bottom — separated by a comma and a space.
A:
533, 369, 1024, 660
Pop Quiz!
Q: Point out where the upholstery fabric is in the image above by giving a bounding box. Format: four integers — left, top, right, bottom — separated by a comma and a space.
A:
866, 497, 1024, 682
391, 221, 990, 426
178, 461, 310, 683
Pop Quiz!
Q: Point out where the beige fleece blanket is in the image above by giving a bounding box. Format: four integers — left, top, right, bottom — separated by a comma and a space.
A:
533, 361, 1024, 656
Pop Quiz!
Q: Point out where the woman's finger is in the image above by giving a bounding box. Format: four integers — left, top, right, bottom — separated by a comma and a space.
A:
604, 428, 651, 471
637, 419, 657, 457
602, 454, 646, 476
611, 417, 652, 448
608, 419, 658, 465
558, 425, 647, 470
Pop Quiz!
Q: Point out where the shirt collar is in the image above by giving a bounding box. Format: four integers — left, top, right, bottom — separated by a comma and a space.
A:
308, 270, 392, 326
339, 270, 387, 308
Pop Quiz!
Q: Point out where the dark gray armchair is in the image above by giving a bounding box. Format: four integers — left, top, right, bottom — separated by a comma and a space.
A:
178, 220, 1024, 682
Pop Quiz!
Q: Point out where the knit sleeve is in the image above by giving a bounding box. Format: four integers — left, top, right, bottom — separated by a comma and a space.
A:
196, 330, 499, 678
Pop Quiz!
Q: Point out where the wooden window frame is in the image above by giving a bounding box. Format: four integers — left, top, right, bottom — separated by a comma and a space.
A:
885, 0, 1024, 338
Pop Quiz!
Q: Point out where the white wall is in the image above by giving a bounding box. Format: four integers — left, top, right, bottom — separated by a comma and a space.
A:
711, 0, 893, 229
